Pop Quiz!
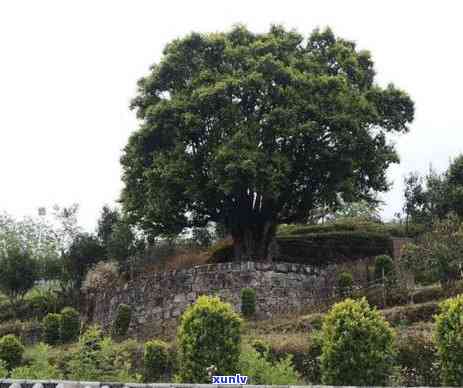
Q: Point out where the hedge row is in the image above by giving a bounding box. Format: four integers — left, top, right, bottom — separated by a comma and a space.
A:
277, 232, 393, 266
210, 232, 394, 265
277, 220, 425, 238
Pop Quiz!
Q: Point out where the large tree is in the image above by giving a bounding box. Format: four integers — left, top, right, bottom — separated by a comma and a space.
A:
121, 26, 414, 261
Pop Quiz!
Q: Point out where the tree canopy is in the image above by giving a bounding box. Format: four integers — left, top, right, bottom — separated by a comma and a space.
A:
403, 154, 463, 225
121, 25, 414, 260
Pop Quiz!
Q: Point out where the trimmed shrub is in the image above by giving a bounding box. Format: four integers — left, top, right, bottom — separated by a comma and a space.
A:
43, 313, 61, 345
112, 304, 131, 338
0, 334, 24, 370
434, 294, 463, 385
336, 272, 353, 298
241, 288, 256, 317
177, 295, 242, 383
144, 339, 169, 382
320, 298, 396, 385
374, 254, 395, 282
60, 307, 80, 343
277, 219, 425, 238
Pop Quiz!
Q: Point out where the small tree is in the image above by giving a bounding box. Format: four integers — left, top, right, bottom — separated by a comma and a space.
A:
0, 334, 24, 370
434, 294, 463, 385
60, 307, 80, 343
374, 254, 395, 281
144, 339, 169, 382
112, 304, 132, 338
241, 288, 256, 317
320, 298, 395, 385
43, 313, 61, 345
0, 244, 38, 316
177, 295, 242, 383
336, 272, 353, 298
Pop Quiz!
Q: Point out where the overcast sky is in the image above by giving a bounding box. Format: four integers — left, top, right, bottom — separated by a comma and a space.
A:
1, 1, 462, 231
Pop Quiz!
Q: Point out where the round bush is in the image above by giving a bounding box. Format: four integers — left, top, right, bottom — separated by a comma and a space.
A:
144, 339, 169, 382
336, 271, 353, 298
60, 307, 80, 343
0, 334, 24, 370
320, 297, 396, 386
177, 295, 242, 383
43, 313, 61, 345
241, 288, 256, 317
112, 303, 131, 337
434, 294, 463, 385
374, 254, 395, 281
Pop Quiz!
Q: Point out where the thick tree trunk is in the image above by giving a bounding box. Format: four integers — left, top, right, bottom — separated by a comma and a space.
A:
231, 221, 277, 262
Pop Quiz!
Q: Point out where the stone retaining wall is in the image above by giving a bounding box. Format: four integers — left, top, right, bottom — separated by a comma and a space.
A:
82, 239, 411, 339
82, 260, 370, 339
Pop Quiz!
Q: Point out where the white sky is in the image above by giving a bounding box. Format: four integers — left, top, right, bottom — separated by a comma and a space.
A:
1, 1, 462, 231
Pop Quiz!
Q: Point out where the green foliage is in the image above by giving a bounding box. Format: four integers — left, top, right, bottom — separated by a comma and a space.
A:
121, 25, 414, 261
97, 205, 121, 255
0, 334, 24, 370
278, 218, 425, 237
374, 254, 395, 284
112, 303, 132, 338
0, 244, 38, 315
43, 313, 61, 345
0, 320, 42, 343
395, 331, 440, 386
302, 331, 323, 384
320, 298, 396, 385
0, 359, 7, 378
144, 339, 169, 382
434, 294, 463, 385
177, 295, 241, 383
60, 307, 80, 343
404, 155, 463, 224
401, 215, 463, 288
374, 254, 394, 279
64, 232, 106, 294
239, 347, 301, 385
107, 220, 140, 271
250, 338, 271, 358
240, 288, 256, 317
67, 325, 140, 382
336, 272, 353, 298
10, 343, 62, 380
